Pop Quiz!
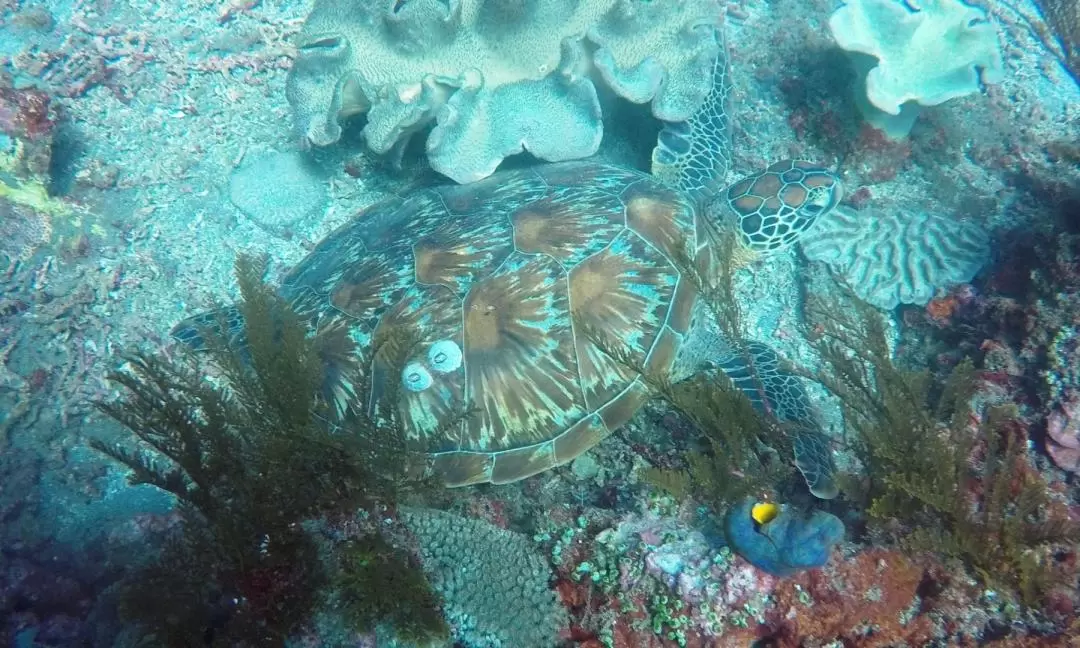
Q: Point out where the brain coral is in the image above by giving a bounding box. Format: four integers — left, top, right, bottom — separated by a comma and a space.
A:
286, 0, 724, 183
800, 205, 990, 310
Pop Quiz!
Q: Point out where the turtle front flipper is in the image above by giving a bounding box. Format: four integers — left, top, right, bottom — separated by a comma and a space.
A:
788, 422, 840, 500
171, 306, 246, 351
717, 340, 839, 499
650, 26, 732, 202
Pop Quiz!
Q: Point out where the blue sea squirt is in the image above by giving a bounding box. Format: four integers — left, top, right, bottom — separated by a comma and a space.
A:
723, 497, 845, 576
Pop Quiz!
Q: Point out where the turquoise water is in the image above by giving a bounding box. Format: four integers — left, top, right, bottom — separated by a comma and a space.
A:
1, 0, 1079, 645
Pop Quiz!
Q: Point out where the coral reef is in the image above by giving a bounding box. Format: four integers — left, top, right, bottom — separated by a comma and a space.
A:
0, 85, 56, 180
0, 200, 55, 265
0, 83, 66, 265
0, 0, 1076, 641
552, 506, 779, 646
400, 507, 567, 648
543, 503, 961, 646
765, 548, 935, 646
285, 0, 723, 182
1045, 395, 1080, 473
803, 292, 1080, 606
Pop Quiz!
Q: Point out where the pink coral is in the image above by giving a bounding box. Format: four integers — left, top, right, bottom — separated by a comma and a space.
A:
0, 85, 57, 179
718, 558, 777, 607
0, 201, 52, 264
1046, 397, 1080, 473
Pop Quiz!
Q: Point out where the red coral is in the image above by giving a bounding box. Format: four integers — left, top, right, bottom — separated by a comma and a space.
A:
0, 85, 57, 179
926, 294, 961, 326
0, 86, 55, 140
766, 549, 935, 647
465, 495, 509, 529
849, 123, 913, 184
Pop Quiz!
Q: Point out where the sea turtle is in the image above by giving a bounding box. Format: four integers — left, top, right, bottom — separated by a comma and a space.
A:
173, 36, 843, 497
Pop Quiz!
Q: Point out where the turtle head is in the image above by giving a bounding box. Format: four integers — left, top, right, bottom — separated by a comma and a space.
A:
719, 160, 842, 257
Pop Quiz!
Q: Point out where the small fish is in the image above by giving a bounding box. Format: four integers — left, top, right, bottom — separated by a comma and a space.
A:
751, 501, 779, 525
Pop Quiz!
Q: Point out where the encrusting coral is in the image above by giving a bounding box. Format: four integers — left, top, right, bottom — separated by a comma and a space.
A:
286, 0, 724, 182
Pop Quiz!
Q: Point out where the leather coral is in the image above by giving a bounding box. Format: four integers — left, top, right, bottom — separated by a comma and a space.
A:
285, 0, 724, 183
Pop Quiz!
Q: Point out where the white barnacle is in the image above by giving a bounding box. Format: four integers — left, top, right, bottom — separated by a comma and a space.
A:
427, 339, 463, 373
402, 361, 434, 391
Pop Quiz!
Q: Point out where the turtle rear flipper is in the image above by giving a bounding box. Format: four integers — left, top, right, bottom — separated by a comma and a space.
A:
650, 26, 733, 203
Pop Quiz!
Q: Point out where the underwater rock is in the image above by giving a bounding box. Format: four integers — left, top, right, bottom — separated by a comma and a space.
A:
228, 150, 328, 232
723, 498, 844, 577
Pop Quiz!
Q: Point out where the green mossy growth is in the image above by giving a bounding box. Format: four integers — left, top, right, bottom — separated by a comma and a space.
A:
641, 372, 793, 511
335, 534, 450, 644
92, 254, 440, 646
803, 291, 1080, 606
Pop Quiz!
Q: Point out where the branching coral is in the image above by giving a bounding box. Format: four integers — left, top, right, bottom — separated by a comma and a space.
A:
802, 291, 1080, 606
286, 0, 724, 182
91, 254, 441, 645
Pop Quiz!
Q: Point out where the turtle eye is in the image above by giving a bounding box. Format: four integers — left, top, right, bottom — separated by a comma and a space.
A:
402, 362, 433, 392
427, 339, 463, 373
805, 182, 841, 214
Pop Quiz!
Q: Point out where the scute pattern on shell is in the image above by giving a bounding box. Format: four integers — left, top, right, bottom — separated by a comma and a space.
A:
281, 161, 705, 486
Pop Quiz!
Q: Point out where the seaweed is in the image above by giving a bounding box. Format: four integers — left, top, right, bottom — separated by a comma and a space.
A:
588, 229, 794, 511
91, 254, 442, 645
581, 315, 790, 512
335, 534, 450, 644
803, 291, 1080, 605
643, 373, 794, 511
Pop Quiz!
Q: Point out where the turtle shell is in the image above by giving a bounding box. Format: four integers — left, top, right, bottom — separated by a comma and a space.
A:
281, 161, 709, 486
